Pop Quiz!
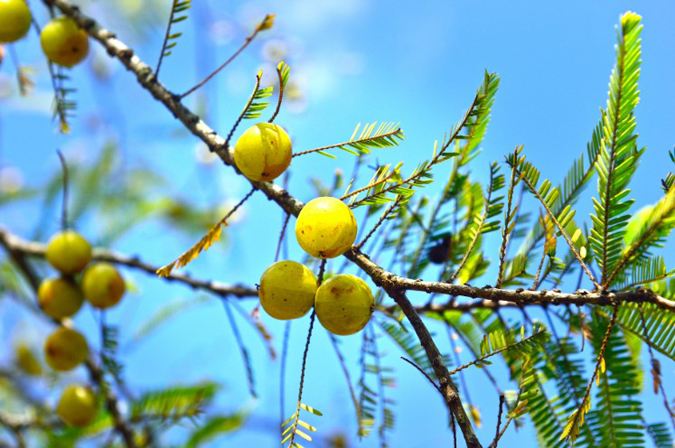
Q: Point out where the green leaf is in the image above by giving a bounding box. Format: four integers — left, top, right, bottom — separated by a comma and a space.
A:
186, 412, 246, 447
131, 382, 218, 421
590, 11, 643, 285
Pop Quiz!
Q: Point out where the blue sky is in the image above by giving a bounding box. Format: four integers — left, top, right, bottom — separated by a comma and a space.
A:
1, 0, 674, 446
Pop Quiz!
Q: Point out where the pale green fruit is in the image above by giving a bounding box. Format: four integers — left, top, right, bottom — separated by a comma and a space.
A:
315, 274, 374, 336
44, 327, 89, 371
259, 260, 317, 320
82, 263, 125, 309
0, 0, 31, 43
40, 16, 89, 67
57, 385, 97, 427
46, 230, 92, 275
38, 277, 84, 319
295, 197, 357, 258
233, 123, 292, 182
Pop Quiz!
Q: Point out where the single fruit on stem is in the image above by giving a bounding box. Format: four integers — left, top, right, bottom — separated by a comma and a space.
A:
233, 123, 292, 182
44, 327, 89, 371
295, 197, 357, 258
0, 0, 31, 43
314, 274, 374, 335
46, 230, 92, 275
40, 16, 89, 68
38, 277, 84, 319
259, 260, 317, 320
14, 343, 42, 376
56, 384, 97, 427
82, 263, 125, 309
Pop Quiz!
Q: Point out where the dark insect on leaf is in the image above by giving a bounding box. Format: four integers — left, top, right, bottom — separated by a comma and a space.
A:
427, 235, 452, 264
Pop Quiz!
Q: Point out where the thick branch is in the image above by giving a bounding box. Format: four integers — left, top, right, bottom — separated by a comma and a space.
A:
0, 227, 257, 300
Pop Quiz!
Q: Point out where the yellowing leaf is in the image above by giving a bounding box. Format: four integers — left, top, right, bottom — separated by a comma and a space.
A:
470, 405, 482, 428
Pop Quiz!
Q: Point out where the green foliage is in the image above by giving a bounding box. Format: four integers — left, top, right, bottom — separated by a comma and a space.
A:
590, 12, 643, 286
242, 72, 274, 121
378, 319, 437, 380
646, 422, 674, 448
186, 412, 247, 447
616, 302, 675, 360
156, 0, 192, 74
130, 382, 219, 421
585, 316, 645, 447
282, 402, 323, 447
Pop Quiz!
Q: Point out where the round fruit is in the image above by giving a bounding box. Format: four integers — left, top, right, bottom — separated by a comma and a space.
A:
314, 274, 374, 336
38, 277, 84, 319
259, 260, 317, 320
57, 385, 97, 427
14, 343, 42, 376
295, 197, 357, 258
233, 123, 292, 182
46, 230, 92, 275
82, 263, 125, 309
44, 327, 89, 371
0, 0, 31, 43
40, 16, 89, 67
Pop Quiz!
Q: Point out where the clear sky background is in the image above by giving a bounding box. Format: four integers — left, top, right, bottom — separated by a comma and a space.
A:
1, 0, 673, 446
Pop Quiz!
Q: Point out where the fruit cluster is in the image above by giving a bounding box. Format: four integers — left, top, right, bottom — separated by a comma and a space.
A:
0, 0, 89, 67
36, 230, 126, 427
232, 123, 376, 335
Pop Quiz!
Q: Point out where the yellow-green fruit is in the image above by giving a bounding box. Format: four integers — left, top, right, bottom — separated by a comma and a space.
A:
44, 327, 89, 371
295, 197, 357, 258
82, 263, 125, 309
57, 385, 97, 427
259, 260, 317, 320
38, 277, 84, 319
0, 0, 31, 43
315, 274, 374, 336
233, 123, 292, 182
46, 230, 92, 275
40, 16, 89, 67
14, 343, 42, 376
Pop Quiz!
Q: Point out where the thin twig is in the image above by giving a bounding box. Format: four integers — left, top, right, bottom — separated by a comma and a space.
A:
400, 356, 441, 393
355, 196, 402, 250
268, 63, 286, 123
222, 299, 257, 397
179, 16, 272, 99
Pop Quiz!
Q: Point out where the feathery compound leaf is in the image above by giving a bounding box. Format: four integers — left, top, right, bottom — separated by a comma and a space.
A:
449, 162, 504, 282
662, 148, 674, 192
590, 11, 643, 286
585, 318, 645, 448
131, 382, 218, 421
186, 412, 246, 448
378, 319, 436, 379
615, 301, 675, 360
294, 122, 404, 158
281, 402, 322, 447
456, 70, 500, 167
646, 422, 674, 448
156, 0, 192, 75
518, 121, 603, 258
49, 68, 77, 134
450, 326, 548, 375
607, 186, 675, 285
243, 71, 274, 120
